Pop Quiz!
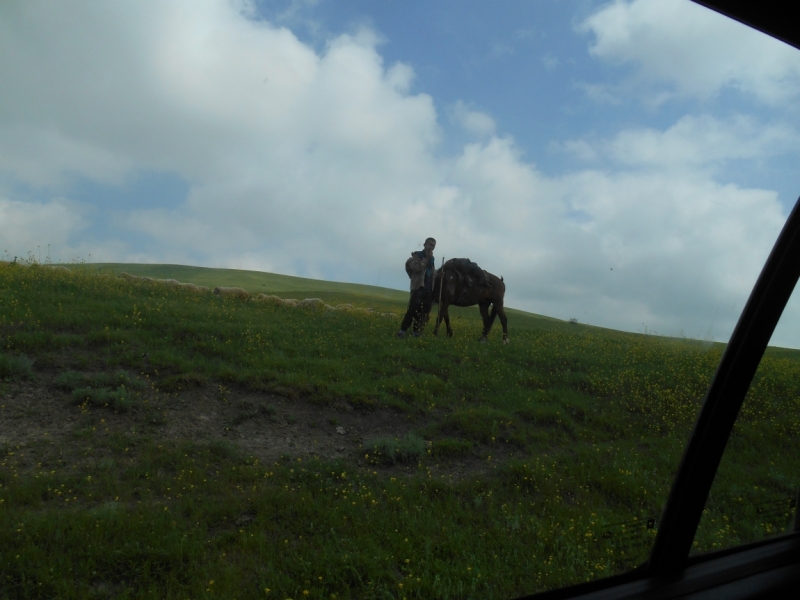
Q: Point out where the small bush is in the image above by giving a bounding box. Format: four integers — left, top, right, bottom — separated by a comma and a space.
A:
366, 433, 425, 466
92, 370, 146, 391
61, 370, 143, 412
0, 353, 34, 380
437, 408, 515, 444
157, 373, 207, 392
208, 439, 241, 460
55, 370, 90, 391
431, 438, 473, 459
70, 386, 134, 412
56, 369, 145, 393
515, 405, 573, 430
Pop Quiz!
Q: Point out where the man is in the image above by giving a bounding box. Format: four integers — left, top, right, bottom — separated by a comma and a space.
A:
397, 237, 436, 338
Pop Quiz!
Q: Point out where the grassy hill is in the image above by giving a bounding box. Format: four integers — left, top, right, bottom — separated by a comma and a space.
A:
81, 263, 409, 308
1, 262, 798, 599
78, 262, 564, 326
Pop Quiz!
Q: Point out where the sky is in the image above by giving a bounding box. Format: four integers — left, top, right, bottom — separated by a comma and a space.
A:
2, 0, 800, 346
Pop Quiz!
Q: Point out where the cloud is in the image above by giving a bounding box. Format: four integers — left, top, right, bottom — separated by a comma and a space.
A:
449, 101, 497, 137
0, 196, 86, 261
441, 138, 784, 341
562, 114, 800, 171
578, 0, 800, 104
0, 0, 794, 344
541, 53, 559, 71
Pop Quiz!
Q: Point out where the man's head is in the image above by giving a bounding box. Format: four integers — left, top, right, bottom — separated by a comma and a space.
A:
423, 237, 436, 254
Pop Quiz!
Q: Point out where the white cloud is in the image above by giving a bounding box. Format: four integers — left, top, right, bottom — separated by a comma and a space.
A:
449, 101, 497, 137
563, 114, 800, 171
440, 139, 784, 341
0, 125, 133, 189
609, 115, 799, 168
541, 53, 559, 71
0, 196, 86, 261
0, 0, 794, 343
578, 0, 800, 104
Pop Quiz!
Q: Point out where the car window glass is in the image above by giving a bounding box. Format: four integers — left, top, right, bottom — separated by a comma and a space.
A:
3, 1, 798, 598
692, 289, 800, 554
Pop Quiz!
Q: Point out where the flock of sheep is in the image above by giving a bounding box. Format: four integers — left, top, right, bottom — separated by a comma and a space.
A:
119, 272, 396, 317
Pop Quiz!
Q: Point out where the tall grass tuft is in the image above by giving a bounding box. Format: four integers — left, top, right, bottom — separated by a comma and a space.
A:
0, 352, 34, 380
366, 433, 426, 465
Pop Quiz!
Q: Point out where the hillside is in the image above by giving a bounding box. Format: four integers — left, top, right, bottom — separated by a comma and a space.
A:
2, 262, 799, 599
78, 262, 563, 326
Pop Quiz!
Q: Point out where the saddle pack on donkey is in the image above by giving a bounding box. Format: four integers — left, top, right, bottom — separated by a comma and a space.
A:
446, 258, 490, 301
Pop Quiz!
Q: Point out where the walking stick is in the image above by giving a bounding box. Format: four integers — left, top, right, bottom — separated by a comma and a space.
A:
436, 257, 445, 331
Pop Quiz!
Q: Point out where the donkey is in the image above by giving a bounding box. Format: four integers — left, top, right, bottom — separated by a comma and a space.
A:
431, 259, 509, 344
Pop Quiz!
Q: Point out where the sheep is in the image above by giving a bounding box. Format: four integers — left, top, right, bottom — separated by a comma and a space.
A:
297, 298, 326, 310
120, 273, 153, 283
335, 304, 353, 311
213, 286, 250, 300
120, 273, 155, 283
282, 298, 298, 307
49, 266, 72, 273
118, 273, 205, 294
255, 294, 285, 305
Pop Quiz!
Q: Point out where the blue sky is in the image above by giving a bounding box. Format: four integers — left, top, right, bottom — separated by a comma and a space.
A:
256, 0, 800, 201
1, 0, 799, 345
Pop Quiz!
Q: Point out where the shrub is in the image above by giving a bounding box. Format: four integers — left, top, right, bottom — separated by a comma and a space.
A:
156, 373, 207, 392
70, 386, 134, 412
55, 370, 90, 391
436, 408, 517, 444
366, 433, 425, 465
94, 370, 146, 390
208, 439, 241, 460
0, 353, 34, 380
430, 438, 473, 459
60, 370, 144, 412
515, 405, 573, 431
57, 369, 145, 393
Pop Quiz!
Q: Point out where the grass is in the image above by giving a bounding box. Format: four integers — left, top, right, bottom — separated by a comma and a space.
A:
78, 262, 411, 312
365, 434, 427, 466
0, 352, 34, 380
55, 369, 147, 413
1, 261, 799, 598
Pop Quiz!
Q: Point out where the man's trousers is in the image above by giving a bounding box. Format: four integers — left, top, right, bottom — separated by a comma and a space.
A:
400, 287, 433, 333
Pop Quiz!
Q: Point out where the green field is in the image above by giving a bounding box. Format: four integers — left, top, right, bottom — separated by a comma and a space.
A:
1, 262, 799, 599
79, 262, 559, 322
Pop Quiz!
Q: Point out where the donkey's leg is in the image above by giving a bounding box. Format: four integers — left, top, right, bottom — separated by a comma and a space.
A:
495, 302, 510, 344
444, 306, 454, 337
433, 308, 443, 336
487, 304, 499, 329
478, 301, 492, 342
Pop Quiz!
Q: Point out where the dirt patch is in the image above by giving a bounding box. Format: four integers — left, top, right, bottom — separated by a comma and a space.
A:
1, 375, 417, 464
160, 386, 421, 464
1, 361, 518, 481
